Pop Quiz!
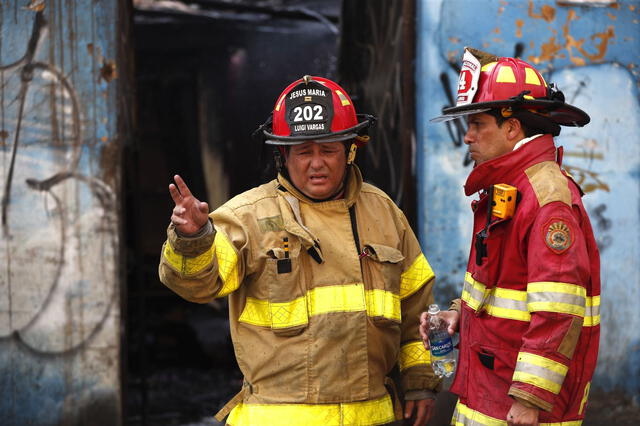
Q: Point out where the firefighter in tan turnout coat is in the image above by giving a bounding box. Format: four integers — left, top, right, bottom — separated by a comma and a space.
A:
159, 76, 440, 425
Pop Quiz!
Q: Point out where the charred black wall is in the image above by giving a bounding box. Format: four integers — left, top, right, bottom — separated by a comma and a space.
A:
338, 0, 418, 227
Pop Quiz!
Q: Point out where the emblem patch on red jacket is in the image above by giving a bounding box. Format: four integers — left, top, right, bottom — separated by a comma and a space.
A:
543, 219, 573, 254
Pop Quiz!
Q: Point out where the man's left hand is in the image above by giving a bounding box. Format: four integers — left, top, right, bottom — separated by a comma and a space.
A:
506, 400, 539, 426
404, 398, 435, 426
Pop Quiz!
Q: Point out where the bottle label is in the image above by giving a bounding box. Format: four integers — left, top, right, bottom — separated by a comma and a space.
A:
430, 338, 453, 357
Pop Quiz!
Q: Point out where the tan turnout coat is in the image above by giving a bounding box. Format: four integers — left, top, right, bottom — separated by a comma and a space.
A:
159, 166, 439, 422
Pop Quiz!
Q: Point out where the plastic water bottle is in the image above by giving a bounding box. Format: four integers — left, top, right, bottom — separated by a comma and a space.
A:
427, 304, 456, 378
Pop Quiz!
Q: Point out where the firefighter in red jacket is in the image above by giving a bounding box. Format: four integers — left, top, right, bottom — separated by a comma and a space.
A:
422, 47, 601, 426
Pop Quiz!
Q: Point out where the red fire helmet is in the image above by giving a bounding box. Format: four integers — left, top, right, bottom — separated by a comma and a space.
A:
260, 75, 375, 146
432, 47, 590, 127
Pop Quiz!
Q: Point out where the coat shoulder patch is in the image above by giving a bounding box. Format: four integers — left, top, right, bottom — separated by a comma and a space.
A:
525, 161, 571, 208
542, 218, 573, 254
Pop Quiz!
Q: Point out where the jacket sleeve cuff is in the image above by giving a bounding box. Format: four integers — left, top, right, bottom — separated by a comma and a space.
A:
508, 386, 553, 412
449, 298, 461, 313
168, 218, 215, 256
404, 389, 437, 401
401, 369, 442, 393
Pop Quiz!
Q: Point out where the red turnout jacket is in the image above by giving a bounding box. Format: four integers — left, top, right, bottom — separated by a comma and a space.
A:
450, 134, 601, 424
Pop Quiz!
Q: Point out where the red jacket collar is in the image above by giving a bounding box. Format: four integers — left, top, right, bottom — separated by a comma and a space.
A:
464, 134, 557, 196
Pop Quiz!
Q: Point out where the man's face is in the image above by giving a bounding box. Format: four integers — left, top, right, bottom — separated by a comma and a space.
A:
464, 112, 514, 165
285, 141, 347, 199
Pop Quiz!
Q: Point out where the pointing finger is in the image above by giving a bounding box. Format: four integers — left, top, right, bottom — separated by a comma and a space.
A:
174, 174, 193, 198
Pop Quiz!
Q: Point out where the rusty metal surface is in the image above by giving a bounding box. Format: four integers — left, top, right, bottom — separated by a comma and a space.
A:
0, 0, 125, 424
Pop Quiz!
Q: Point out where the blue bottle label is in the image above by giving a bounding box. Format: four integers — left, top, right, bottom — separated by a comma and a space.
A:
430, 338, 453, 357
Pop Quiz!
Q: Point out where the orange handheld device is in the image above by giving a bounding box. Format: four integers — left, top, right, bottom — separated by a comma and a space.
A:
492, 184, 518, 219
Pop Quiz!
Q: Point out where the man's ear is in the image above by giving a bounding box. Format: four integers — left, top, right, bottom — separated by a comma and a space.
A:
506, 118, 524, 141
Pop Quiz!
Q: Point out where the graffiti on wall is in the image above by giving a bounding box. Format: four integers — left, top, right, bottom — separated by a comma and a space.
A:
0, 2, 121, 423
0, 9, 116, 354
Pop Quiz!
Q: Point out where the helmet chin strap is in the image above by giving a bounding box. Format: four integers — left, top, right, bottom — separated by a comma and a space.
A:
347, 143, 357, 165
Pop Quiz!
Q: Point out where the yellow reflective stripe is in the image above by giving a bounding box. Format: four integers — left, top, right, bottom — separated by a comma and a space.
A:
516, 352, 569, 376
239, 284, 401, 328
215, 232, 240, 296
398, 341, 430, 372
162, 241, 216, 276
485, 287, 530, 322
540, 422, 582, 426
462, 274, 599, 326
584, 296, 600, 327
227, 394, 394, 426
462, 273, 531, 321
579, 381, 591, 415
365, 289, 401, 322
335, 90, 351, 107
527, 281, 586, 317
452, 399, 582, 426
461, 272, 488, 311
513, 352, 568, 394
309, 284, 366, 315
238, 298, 272, 326
400, 253, 434, 300
271, 297, 308, 328
452, 399, 506, 426
162, 242, 183, 271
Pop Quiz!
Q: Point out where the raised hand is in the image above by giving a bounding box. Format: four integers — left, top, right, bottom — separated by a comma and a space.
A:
168, 174, 209, 236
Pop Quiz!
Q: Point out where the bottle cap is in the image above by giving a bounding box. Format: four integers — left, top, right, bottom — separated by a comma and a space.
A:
428, 304, 440, 315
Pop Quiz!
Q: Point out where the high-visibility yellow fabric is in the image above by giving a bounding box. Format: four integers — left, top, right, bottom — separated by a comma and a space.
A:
527, 281, 586, 317
452, 400, 583, 426
398, 341, 430, 372
584, 296, 600, 326
400, 253, 435, 300
215, 232, 240, 297
462, 274, 599, 326
238, 284, 404, 328
227, 394, 395, 426
365, 288, 401, 321
163, 240, 215, 276
513, 352, 568, 394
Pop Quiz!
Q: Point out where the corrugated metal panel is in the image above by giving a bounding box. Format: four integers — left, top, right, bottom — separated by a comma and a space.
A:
417, 0, 639, 396
0, 1, 125, 424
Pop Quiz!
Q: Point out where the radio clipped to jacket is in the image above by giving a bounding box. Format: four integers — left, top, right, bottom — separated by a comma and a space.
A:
491, 183, 518, 220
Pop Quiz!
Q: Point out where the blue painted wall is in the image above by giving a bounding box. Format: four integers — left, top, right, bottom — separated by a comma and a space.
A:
0, 1, 123, 424
417, 0, 639, 397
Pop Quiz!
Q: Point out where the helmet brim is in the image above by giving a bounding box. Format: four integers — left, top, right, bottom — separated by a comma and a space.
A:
431, 99, 590, 127
264, 114, 376, 146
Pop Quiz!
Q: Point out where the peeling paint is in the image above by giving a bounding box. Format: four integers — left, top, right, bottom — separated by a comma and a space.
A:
100, 61, 117, 82
516, 19, 524, 38
528, 0, 556, 22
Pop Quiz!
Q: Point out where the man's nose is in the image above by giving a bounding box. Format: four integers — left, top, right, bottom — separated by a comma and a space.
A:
463, 128, 473, 145
309, 152, 324, 169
